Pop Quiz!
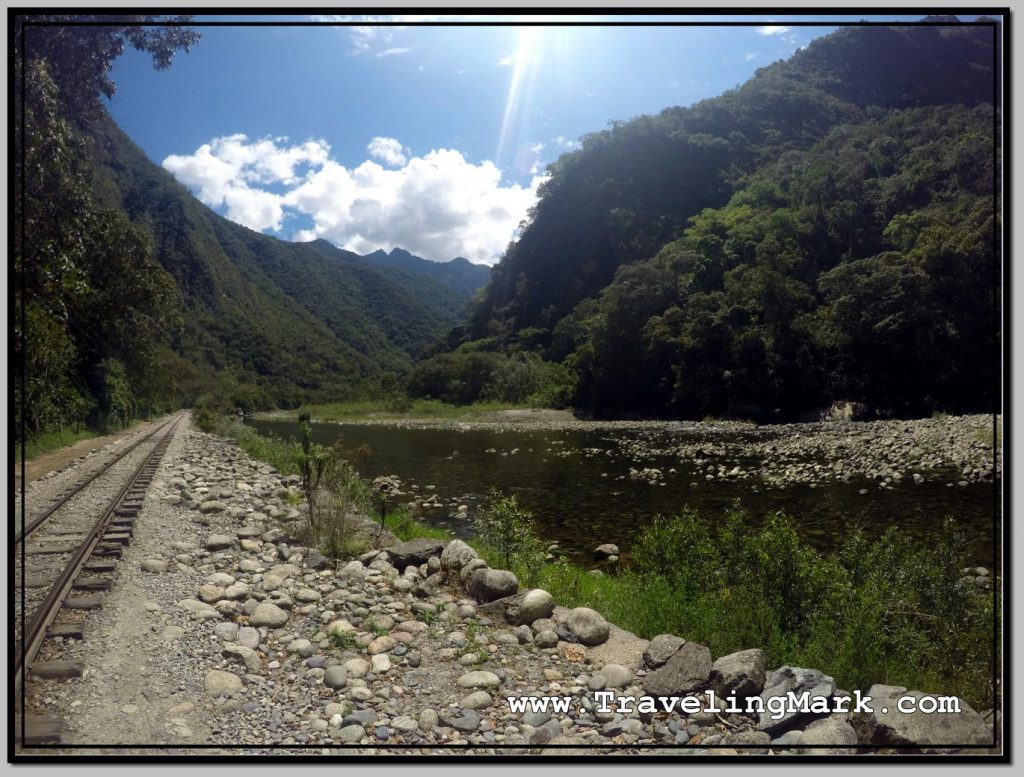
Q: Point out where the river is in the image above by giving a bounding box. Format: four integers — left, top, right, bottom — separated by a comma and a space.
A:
249, 418, 998, 569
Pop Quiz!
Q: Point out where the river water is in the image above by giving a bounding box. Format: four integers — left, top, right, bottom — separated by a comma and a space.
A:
250, 419, 998, 568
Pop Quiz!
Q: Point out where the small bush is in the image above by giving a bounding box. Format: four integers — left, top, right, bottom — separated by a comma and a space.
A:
473, 489, 546, 575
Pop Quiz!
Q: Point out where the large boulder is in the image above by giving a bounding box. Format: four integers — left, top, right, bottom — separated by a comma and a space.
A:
850, 685, 991, 751
566, 607, 611, 646
467, 568, 519, 603
643, 634, 686, 669
385, 538, 447, 568
441, 540, 480, 572
642, 641, 712, 696
756, 666, 836, 735
477, 588, 554, 626
710, 648, 767, 699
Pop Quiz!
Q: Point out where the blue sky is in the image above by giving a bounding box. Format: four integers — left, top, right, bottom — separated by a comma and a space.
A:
102, 13, 975, 263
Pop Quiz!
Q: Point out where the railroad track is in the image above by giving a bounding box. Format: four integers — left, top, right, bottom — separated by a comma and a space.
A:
15, 415, 179, 544
13, 412, 186, 747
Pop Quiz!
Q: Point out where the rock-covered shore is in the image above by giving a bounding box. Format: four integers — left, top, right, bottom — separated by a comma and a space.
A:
31, 417, 999, 756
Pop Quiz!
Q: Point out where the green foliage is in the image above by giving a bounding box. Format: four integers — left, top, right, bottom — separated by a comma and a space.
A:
327, 629, 358, 652
15, 21, 194, 443
17, 424, 100, 464
407, 351, 574, 407
474, 490, 545, 573
507, 507, 994, 708
562, 103, 996, 418
456, 24, 996, 420
385, 507, 452, 542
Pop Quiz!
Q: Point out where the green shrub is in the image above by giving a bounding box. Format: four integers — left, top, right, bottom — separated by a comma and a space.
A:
474, 489, 545, 573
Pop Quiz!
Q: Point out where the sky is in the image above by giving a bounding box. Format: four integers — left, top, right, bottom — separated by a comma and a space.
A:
101, 13, 977, 264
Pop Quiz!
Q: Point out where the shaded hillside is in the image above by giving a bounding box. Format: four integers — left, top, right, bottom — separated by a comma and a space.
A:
362, 247, 491, 298
84, 110, 469, 409
466, 22, 996, 344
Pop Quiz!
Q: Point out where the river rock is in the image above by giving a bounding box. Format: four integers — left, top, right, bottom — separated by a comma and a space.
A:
642, 641, 712, 696
204, 534, 235, 550
757, 666, 836, 734
594, 543, 620, 559
467, 568, 519, 602
324, 666, 348, 689
598, 663, 633, 689
441, 540, 479, 572
566, 607, 610, 646
249, 602, 289, 628
710, 648, 767, 699
176, 599, 221, 621
643, 634, 686, 668
534, 630, 559, 648
460, 691, 493, 710
237, 626, 260, 649
197, 584, 225, 603
385, 538, 447, 567
222, 643, 262, 672
457, 671, 501, 689
850, 685, 990, 750
204, 669, 242, 696
801, 715, 859, 754
478, 588, 555, 626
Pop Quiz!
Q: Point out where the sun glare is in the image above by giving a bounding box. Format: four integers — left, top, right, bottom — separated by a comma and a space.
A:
496, 26, 543, 169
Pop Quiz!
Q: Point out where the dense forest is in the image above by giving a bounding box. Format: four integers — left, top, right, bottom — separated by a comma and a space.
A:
429, 20, 999, 419
14, 15, 476, 442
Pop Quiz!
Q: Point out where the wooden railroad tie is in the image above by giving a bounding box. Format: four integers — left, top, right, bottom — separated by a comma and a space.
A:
17, 715, 63, 745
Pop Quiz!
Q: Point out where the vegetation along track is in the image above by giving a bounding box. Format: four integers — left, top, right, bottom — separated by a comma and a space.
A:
13, 413, 185, 746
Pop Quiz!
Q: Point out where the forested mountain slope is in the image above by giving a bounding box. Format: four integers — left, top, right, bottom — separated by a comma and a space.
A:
438, 20, 998, 419
82, 110, 471, 409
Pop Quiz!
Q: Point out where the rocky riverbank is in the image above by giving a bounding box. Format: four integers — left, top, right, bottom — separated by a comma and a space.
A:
28, 416, 999, 756
293, 412, 999, 490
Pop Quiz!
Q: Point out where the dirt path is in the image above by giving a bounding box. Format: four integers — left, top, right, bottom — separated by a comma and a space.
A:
15, 420, 158, 485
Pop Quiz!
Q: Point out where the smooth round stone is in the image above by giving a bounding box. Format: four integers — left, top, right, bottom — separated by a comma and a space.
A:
534, 630, 559, 648
392, 715, 418, 733
343, 658, 370, 678
338, 724, 364, 743
460, 690, 493, 710
288, 638, 315, 657
214, 622, 239, 642
600, 663, 633, 689
203, 669, 242, 696
324, 666, 348, 689
418, 708, 439, 731
370, 654, 392, 674
457, 671, 500, 689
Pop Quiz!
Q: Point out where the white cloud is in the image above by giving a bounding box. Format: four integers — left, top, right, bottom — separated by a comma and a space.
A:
367, 136, 409, 167
497, 54, 516, 67
163, 134, 545, 265
162, 134, 329, 231
377, 47, 410, 58
552, 136, 581, 151
745, 52, 757, 61
758, 25, 791, 35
